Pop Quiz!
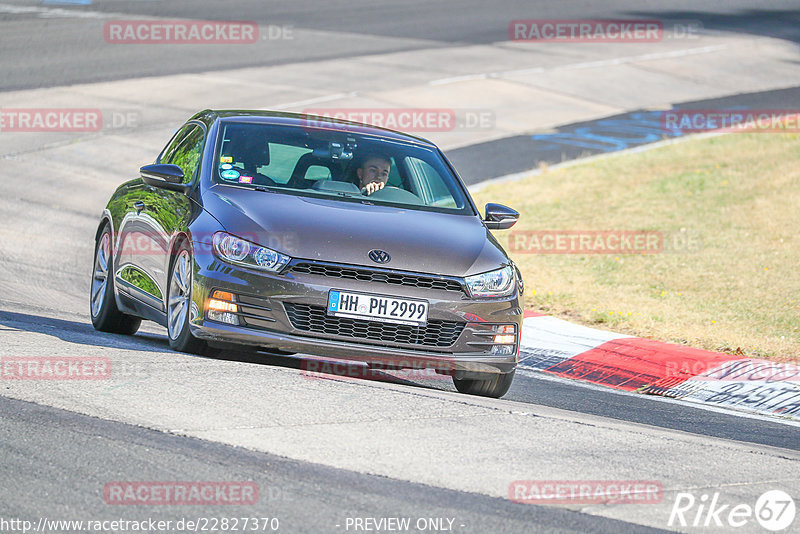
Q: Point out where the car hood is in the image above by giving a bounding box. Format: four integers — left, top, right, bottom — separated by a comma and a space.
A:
201, 185, 510, 277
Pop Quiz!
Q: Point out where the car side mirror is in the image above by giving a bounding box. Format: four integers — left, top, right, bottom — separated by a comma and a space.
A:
140, 164, 189, 193
483, 203, 519, 230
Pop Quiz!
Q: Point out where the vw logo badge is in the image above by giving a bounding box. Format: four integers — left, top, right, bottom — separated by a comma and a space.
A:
368, 249, 391, 264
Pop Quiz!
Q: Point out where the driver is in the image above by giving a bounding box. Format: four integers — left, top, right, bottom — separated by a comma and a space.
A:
356, 154, 392, 195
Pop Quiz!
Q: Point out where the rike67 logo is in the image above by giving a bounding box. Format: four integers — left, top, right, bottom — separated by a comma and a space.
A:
669, 490, 795, 531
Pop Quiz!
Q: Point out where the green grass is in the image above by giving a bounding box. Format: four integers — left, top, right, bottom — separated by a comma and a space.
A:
471, 133, 800, 362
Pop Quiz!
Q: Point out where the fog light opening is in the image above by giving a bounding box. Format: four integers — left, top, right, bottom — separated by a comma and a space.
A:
491, 324, 517, 355
206, 290, 239, 325
490, 345, 515, 356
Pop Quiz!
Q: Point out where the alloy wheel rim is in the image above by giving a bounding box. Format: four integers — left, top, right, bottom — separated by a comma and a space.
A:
168, 250, 192, 340
91, 232, 110, 317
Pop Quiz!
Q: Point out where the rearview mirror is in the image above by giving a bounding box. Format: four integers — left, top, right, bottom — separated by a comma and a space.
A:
483, 203, 519, 230
140, 164, 189, 193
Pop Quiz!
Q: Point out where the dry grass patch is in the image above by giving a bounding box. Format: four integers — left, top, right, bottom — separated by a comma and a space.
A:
471, 133, 800, 362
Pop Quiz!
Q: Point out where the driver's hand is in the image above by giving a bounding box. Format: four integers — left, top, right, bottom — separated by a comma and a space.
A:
361, 181, 385, 195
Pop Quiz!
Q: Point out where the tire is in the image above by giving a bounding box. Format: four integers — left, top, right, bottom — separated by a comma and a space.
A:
453, 369, 515, 398
90, 224, 141, 335
166, 241, 208, 354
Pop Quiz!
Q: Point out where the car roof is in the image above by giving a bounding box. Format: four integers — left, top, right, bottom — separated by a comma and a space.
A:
189, 109, 437, 147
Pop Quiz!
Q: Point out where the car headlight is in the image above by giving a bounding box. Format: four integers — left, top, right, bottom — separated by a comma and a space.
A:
465, 266, 515, 298
212, 232, 290, 272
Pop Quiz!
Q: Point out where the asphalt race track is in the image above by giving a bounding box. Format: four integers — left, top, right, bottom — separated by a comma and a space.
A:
0, 395, 669, 534
1, 1, 799, 533
3, 0, 799, 92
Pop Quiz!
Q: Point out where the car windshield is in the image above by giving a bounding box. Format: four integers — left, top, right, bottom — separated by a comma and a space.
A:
211, 121, 473, 214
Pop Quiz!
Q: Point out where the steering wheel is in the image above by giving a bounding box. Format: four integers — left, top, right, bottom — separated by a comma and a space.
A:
366, 186, 423, 205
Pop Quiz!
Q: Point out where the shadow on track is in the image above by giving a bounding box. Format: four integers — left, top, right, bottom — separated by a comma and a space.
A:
202, 345, 456, 393
0, 309, 454, 392
0, 310, 175, 354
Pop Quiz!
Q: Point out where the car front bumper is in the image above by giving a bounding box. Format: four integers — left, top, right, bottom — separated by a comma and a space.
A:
189, 247, 523, 375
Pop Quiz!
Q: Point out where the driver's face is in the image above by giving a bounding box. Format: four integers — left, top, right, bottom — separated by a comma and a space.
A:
357, 157, 391, 187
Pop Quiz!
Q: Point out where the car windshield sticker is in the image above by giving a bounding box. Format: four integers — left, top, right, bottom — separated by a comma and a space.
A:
220, 163, 233, 170
238, 175, 253, 184
220, 156, 233, 163
220, 169, 240, 181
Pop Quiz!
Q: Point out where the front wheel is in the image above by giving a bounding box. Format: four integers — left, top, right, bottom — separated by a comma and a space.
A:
166, 243, 208, 354
90, 224, 141, 335
453, 369, 515, 398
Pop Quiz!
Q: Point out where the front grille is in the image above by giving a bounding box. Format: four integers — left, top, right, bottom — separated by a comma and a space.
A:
284, 303, 464, 348
290, 262, 464, 293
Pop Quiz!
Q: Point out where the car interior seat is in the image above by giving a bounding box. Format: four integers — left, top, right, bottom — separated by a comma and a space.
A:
287, 152, 341, 189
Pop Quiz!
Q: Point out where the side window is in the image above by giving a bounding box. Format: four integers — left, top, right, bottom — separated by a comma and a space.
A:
403, 157, 461, 208
160, 124, 205, 184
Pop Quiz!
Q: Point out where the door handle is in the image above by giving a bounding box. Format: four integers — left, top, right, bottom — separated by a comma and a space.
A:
134, 201, 145, 214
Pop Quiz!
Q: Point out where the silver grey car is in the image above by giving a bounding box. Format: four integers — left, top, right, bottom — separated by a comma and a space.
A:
90, 110, 523, 397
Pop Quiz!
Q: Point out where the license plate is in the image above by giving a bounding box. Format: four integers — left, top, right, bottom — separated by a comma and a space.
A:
327, 290, 428, 326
